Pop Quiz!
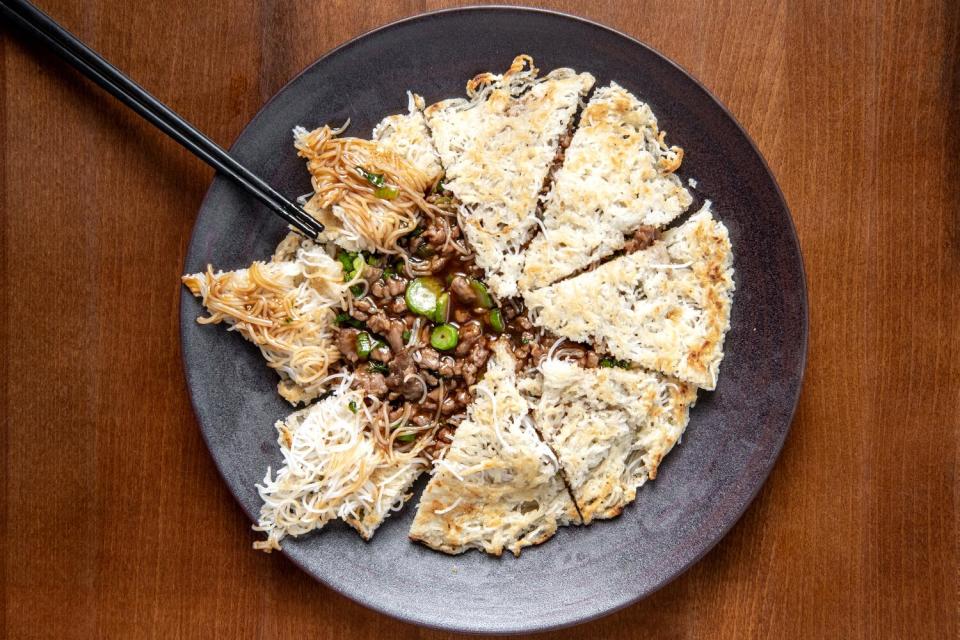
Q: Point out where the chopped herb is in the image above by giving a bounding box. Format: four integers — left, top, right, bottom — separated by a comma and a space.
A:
397, 434, 416, 443
407, 226, 424, 238
336, 251, 355, 272
284, 317, 294, 324
368, 361, 389, 374
402, 330, 411, 342
337, 250, 363, 282
348, 401, 358, 414
350, 283, 365, 297
334, 312, 365, 329
521, 336, 532, 345
599, 357, 631, 369
355, 166, 385, 187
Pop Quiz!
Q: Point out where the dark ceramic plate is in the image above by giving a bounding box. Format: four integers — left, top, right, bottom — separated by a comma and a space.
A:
180, 7, 807, 634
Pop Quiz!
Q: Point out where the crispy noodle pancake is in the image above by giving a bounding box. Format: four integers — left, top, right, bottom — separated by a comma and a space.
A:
182, 242, 346, 405
524, 356, 697, 523
409, 342, 579, 556
182, 55, 736, 558
425, 55, 595, 298
525, 205, 735, 389
293, 102, 443, 254
520, 82, 693, 291
253, 378, 430, 550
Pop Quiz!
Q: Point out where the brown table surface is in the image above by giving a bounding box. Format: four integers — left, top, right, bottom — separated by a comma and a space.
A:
2, 1, 958, 638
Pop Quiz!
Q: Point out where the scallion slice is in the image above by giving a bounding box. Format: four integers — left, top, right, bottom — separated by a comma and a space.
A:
405, 277, 444, 318
430, 324, 459, 351
469, 278, 494, 308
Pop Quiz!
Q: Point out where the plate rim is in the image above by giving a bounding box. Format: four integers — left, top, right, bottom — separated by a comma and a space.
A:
179, 5, 809, 633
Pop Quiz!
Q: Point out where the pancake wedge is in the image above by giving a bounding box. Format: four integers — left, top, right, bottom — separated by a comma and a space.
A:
182, 242, 347, 405
527, 356, 697, 523
520, 82, 692, 291
253, 382, 430, 550
409, 341, 580, 556
525, 205, 734, 389
371, 92, 444, 184
293, 100, 442, 254
274, 94, 444, 258
343, 456, 426, 540
425, 55, 595, 298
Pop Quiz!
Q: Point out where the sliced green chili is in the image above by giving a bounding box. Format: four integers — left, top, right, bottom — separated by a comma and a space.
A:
434, 292, 451, 324
488, 308, 505, 333
469, 278, 494, 308
356, 166, 398, 199
430, 324, 459, 351
356, 332, 376, 359
355, 166, 385, 187
374, 185, 399, 200
405, 277, 444, 318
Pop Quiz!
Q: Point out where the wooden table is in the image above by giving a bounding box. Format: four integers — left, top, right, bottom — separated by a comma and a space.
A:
2, 1, 957, 638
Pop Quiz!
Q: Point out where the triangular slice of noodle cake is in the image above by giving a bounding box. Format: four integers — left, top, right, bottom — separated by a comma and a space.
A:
525, 356, 697, 523
409, 341, 579, 556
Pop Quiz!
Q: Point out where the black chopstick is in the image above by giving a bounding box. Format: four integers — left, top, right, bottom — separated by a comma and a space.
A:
0, 0, 324, 240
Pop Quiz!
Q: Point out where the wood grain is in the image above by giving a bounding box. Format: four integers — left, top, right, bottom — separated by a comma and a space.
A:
2, 1, 958, 638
